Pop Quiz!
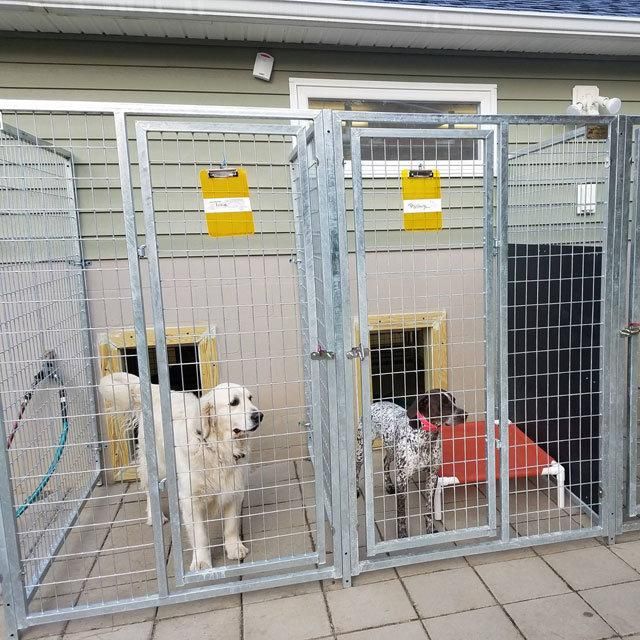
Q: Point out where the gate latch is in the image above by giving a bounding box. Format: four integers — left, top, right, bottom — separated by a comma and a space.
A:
346, 344, 369, 361
620, 322, 640, 337
311, 345, 335, 360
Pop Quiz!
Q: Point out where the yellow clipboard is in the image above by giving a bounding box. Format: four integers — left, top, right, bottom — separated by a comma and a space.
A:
199, 167, 255, 237
401, 168, 443, 231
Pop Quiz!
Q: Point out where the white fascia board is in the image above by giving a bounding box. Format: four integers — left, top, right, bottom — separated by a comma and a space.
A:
0, 0, 639, 41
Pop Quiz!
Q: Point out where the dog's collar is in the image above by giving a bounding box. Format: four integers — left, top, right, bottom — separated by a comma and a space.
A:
416, 411, 439, 432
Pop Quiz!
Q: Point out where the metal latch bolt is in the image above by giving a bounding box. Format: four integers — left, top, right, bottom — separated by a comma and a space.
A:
620, 322, 640, 337
346, 344, 369, 361
311, 345, 335, 360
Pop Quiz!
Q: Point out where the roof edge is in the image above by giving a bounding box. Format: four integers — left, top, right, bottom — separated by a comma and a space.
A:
1, 0, 640, 37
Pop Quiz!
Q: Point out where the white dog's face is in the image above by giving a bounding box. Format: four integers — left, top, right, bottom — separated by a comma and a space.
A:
202, 383, 263, 439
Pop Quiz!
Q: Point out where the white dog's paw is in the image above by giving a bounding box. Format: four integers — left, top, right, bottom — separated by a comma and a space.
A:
190, 555, 213, 572
225, 541, 249, 560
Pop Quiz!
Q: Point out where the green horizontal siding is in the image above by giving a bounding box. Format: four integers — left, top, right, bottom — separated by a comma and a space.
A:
0, 36, 628, 259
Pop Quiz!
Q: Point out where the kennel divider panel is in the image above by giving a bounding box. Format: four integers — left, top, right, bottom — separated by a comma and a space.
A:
135, 119, 331, 586
623, 124, 640, 528
505, 118, 619, 541
0, 121, 102, 609
350, 126, 499, 557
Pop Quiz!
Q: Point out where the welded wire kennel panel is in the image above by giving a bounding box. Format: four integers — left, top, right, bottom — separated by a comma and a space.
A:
0, 102, 633, 637
0, 104, 340, 639
0, 121, 100, 602
134, 119, 335, 586
331, 112, 619, 577
506, 123, 612, 538
290, 130, 336, 528
0, 109, 170, 630
350, 127, 498, 556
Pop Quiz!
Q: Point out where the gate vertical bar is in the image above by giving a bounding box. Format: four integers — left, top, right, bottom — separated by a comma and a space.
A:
603, 116, 632, 539
115, 112, 169, 595
497, 121, 511, 542
599, 118, 624, 544
314, 111, 345, 573
328, 110, 356, 584
483, 131, 498, 533
627, 128, 640, 520
296, 125, 326, 561
349, 129, 377, 553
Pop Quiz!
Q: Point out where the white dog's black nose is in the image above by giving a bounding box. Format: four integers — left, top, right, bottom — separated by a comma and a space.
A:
251, 411, 264, 425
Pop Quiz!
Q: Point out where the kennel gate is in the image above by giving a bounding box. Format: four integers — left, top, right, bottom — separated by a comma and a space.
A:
330, 112, 624, 577
0, 102, 634, 638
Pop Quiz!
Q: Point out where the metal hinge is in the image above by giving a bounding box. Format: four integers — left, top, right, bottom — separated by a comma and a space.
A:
310, 345, 335, 360
346, 344, 369, 361
67, 259, 92, 268
137, 244, 147, 259
158, 478, 167, 492
620, 322, 640, 337
493, 238, 501, 256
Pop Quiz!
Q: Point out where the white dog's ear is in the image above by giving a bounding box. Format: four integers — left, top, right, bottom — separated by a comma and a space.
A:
200, 393, 215, 440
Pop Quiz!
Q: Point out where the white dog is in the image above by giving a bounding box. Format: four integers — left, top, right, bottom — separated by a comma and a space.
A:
98, 372, 263, 570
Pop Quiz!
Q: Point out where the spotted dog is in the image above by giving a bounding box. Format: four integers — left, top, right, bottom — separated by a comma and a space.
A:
356, 389, 467, 538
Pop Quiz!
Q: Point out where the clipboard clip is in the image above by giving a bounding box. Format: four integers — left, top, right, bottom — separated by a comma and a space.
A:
208, 167, 239, 179
408, 169, 434, 178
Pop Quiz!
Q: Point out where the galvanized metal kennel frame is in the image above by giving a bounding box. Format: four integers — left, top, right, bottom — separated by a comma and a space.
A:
0, 102, 343, 639
623, 117, 640, 532
331, 112, 626, 580
0, 101, 637, 638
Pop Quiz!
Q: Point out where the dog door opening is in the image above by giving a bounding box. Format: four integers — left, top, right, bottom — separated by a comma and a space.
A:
121, 344, 202, 396
370, 327, 431, 409
98, 326, 217, 481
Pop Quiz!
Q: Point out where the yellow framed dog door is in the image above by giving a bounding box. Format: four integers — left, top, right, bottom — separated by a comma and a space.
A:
401, 168, 443, 231
199, 167, 255, 237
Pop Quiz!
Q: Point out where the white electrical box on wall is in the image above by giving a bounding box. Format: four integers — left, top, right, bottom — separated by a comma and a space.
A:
253, 52, 274, 82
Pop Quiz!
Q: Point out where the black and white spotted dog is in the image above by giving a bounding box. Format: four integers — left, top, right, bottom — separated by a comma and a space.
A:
356, 389, 467, 538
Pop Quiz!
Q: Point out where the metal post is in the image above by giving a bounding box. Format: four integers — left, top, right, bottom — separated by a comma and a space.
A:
114, 112, 170, 595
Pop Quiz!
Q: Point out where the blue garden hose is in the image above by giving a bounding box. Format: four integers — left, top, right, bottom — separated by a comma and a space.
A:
7, 353, 70, 519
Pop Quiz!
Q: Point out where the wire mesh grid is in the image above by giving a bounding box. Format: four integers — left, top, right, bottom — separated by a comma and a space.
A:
506, 123, 609, 537
0, 106, 630, 633
139, 124, 328, 580
0, 121, 100, 602
350, 130, 492, 546
0, 110, 168, 616
0, 110, 336, 623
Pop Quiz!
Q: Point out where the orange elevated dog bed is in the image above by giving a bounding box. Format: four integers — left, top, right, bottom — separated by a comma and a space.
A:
434, 420, 565, 521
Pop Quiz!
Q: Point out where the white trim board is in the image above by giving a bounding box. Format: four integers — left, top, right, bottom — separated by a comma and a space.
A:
289, 78, 497, 178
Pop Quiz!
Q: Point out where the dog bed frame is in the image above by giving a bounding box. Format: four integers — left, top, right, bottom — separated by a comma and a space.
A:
434, 420, 565, 521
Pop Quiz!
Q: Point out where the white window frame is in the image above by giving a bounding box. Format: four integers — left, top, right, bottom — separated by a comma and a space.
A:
289, 77, 497, 178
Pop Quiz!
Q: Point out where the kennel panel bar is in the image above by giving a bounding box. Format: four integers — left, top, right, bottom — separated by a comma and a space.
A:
0, 109, 167, 636
623, 124, 640, 527
134, 118, 335, 587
